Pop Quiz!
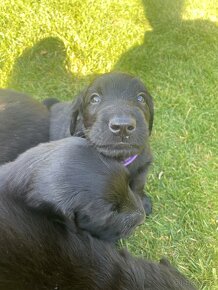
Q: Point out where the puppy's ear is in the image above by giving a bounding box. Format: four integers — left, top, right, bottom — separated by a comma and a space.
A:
144, 91, 154, 135
42, 98, 60, 110
69, 94, 83, 135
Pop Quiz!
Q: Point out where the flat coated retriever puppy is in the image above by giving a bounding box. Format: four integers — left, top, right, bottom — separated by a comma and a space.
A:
47, 72, 154, 215
0, 210, 197, 290
0, 137, 145, 242
0, 89, 49, 164
0, 140, 196, 289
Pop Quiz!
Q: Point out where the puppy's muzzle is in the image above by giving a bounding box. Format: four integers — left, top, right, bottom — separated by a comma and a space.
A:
109, 115, 136, 136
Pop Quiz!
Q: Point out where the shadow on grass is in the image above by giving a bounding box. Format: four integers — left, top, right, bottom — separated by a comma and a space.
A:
114, 0, 217, 101
7, 37, 89, 100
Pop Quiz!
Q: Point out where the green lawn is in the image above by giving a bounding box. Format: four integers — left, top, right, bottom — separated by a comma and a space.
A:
0, 0, 217, 288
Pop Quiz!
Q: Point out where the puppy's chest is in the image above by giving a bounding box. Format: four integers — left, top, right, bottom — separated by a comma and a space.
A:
125, 154, 146, 176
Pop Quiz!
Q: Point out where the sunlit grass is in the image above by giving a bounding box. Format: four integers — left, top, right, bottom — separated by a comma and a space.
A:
183, 0, 218, 21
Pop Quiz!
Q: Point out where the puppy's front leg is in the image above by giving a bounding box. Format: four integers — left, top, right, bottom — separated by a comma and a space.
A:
130, 168, 152, 216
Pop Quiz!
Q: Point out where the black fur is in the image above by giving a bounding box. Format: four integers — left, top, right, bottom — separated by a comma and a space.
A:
42, 97, 60, 109
48, 72, 154, 215
0, 89, 49, 164
0, 137, 145, 242
0, 139, 196, 289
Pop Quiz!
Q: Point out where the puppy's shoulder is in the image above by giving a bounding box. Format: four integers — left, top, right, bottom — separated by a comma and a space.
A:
49, 101, 75, 140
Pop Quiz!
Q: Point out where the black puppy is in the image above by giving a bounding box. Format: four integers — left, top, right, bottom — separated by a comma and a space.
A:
0, 137, 145, 242
0, 89, 49, 164
47, 72, 154, 215
0, 147, 196, 289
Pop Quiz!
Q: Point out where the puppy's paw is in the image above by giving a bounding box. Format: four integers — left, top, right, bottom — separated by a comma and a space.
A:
142, 194, 152, 216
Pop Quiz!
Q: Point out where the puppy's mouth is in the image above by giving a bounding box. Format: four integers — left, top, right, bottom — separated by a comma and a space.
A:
85, 127, 146, 159
93, 142, 141, 159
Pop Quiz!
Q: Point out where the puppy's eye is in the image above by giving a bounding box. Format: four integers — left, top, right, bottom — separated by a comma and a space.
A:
137, 94, 146, 103
90, 93, 101, 104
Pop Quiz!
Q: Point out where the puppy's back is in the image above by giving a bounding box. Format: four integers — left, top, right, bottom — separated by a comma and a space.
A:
0, 89, 49, 164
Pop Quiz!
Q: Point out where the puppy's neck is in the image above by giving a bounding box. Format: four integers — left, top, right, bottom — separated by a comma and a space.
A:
122, 155, 138, 167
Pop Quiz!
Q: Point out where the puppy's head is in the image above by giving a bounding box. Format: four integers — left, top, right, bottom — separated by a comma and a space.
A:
70, 72, 154, 158
62, 157, 146, 242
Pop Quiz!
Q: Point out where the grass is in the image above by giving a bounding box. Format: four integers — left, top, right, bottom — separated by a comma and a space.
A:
0, 0, 217, 288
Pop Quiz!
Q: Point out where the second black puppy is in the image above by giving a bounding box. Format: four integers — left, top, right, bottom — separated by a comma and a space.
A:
47, 72, 154, 215
0, 89, 49, 164
1, 137, 145, 242
0, 191, 196, 290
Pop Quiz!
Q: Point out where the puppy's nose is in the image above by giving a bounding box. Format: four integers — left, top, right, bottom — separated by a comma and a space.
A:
109, 116, 136, 135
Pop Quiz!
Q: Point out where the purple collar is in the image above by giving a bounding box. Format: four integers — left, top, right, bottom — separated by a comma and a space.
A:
122, 155, 138, 166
